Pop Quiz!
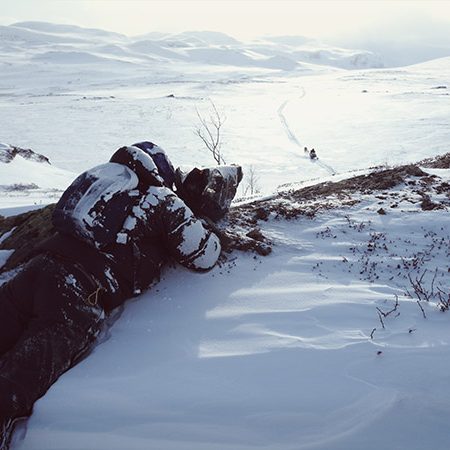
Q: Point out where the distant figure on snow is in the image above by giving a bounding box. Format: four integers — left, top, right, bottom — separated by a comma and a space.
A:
304, 146, 308, 153
310, 148, 317, 159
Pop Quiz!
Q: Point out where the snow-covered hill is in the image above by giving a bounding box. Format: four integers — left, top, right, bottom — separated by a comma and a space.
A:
0, 21, 381, 75
1, 19, 450, 450
2, 157, 449, 450
0, 144, 75, 209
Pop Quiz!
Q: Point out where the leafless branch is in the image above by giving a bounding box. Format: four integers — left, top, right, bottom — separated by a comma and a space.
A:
416, 300, 427, 319
437, 286, 450, 312
430, 268, 438, 297
376, 295, 399, 318
195, 100, 226, 165
408, 270, 430, 301
243, 165, 260, 196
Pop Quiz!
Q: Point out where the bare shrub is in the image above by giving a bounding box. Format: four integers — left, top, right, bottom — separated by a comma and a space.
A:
195, 99, 226, 165
243, 165, 260, 196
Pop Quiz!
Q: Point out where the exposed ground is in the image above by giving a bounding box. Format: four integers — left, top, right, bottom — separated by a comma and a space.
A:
221, 153, 450, 255
1, 154, 449, 273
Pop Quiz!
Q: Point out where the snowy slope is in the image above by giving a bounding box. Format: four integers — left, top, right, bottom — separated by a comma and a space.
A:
1, 20, 450, 450
0, 21, 382, 79
0, 144, 75, 209
0, 155, 73, 189
9, 166, 450, 450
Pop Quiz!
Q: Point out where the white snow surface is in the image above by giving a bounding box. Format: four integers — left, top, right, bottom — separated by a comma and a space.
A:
0, 249, 14, 269
0, 143, 76, 209
10, 198, 450, 450
0, 21, 449, 450
0, 152, 75, 190
126, 146, 158, 171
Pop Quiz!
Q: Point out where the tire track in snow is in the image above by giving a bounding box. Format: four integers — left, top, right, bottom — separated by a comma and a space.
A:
278, 90, 336, 176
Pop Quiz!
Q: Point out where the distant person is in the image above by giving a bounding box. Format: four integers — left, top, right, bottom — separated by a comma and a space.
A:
0, 142, 242, 448
310, 148, 317, 159
304, 146, 309, 153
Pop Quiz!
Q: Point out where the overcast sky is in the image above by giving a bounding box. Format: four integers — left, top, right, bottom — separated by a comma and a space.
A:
1, 0, 450, 43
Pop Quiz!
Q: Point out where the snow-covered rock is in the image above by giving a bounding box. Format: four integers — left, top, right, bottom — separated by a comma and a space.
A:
0, 143, 50, 164
0, 144, 75, 193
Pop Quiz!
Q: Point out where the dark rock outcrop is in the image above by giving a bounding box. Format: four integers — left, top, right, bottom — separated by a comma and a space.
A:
0, 144, 51, 164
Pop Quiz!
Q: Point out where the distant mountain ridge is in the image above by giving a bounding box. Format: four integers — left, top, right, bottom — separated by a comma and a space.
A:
0, 21, 383, 71
12, 21, 126, 40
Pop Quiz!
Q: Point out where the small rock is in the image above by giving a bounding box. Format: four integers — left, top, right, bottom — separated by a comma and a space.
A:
254, 207, 269, 221
420, 194, 441, 211
246, 228, 264, 242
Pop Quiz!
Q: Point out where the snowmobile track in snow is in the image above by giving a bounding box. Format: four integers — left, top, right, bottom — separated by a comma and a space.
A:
278, 92, 336, 176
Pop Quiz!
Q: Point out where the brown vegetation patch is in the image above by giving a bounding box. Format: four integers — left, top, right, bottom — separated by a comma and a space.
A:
419, 152, 450, 169
0, 204, 56, 272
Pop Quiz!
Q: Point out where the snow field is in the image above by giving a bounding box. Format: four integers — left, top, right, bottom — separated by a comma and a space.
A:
2, 57, 450, 201
0, 153, 74, 189
13, 183, 450, 449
